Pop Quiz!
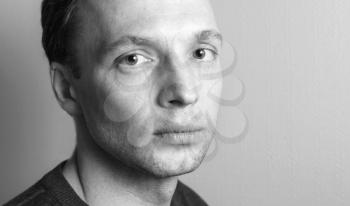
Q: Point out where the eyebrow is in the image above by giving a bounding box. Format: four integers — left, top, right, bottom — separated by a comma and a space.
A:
102, 29, 223, 55
197, 30, 223, 44
102, 36, 153, 53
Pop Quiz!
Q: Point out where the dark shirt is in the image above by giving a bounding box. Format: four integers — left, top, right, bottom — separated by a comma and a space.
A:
4, 162, 208, 206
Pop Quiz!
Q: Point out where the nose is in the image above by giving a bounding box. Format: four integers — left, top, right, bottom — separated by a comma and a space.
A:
157, 64, 199, 109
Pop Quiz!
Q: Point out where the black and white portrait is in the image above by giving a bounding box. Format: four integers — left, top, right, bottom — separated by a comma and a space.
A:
1, 0, 349, 206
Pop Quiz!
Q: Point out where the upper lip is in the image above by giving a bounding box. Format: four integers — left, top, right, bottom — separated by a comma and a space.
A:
153, 124, 204, 135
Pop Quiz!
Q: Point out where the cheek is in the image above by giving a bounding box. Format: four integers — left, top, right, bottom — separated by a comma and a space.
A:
103, 88, 146, 123
103, 86, 157, 148
201, 78, 223, 124
102, 67, 154, 123
126, 110, 155, 148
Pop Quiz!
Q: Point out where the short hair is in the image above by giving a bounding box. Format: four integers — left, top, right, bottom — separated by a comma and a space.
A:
41, 0, 81, 78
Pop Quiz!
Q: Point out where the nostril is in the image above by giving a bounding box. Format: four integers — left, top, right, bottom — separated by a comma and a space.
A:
169, 99, 184, 107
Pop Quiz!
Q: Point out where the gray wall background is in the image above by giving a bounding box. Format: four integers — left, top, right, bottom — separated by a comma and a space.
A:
1, 0, 350, 205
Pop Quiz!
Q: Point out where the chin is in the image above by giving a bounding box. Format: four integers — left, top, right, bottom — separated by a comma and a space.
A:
145, 159, 204, 178
140, 142, 210, 178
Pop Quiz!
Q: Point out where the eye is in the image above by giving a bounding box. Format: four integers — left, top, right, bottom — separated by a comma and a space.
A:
193, 48, 217, 61
118, 54, 152, 66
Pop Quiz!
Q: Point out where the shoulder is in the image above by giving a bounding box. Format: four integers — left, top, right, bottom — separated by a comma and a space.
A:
171, 181, 209, 206
3, 161, 86, 206
3, 181, 60, 206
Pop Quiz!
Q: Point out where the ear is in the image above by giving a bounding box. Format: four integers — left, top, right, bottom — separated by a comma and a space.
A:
50, 62, 82, 116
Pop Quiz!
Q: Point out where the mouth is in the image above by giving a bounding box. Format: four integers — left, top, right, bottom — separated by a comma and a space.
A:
153, 125, 205, 145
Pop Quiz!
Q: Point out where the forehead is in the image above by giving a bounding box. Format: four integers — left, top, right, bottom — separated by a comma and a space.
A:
78, 0, 218, 43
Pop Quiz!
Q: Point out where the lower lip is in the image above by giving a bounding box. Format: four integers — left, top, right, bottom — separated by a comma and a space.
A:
155, 131, 204, 145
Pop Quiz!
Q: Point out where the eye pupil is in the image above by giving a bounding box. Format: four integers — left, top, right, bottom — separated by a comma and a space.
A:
194, 49, 206, 59
127, 55, 138, 65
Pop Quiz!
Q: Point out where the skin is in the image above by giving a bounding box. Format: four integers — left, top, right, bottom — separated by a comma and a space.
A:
51, 0, 223, 205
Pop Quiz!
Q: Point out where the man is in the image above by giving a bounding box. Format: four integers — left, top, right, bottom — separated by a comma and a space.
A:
5, 0, 223, 205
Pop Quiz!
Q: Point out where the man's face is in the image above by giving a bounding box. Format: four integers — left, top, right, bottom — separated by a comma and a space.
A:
73, 0, 223, 177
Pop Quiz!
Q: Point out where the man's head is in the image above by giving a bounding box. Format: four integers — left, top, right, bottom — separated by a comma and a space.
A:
42, 0, 223, 177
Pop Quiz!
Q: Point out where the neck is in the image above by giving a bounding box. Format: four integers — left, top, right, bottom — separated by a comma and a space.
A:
63, 117, 178, 206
